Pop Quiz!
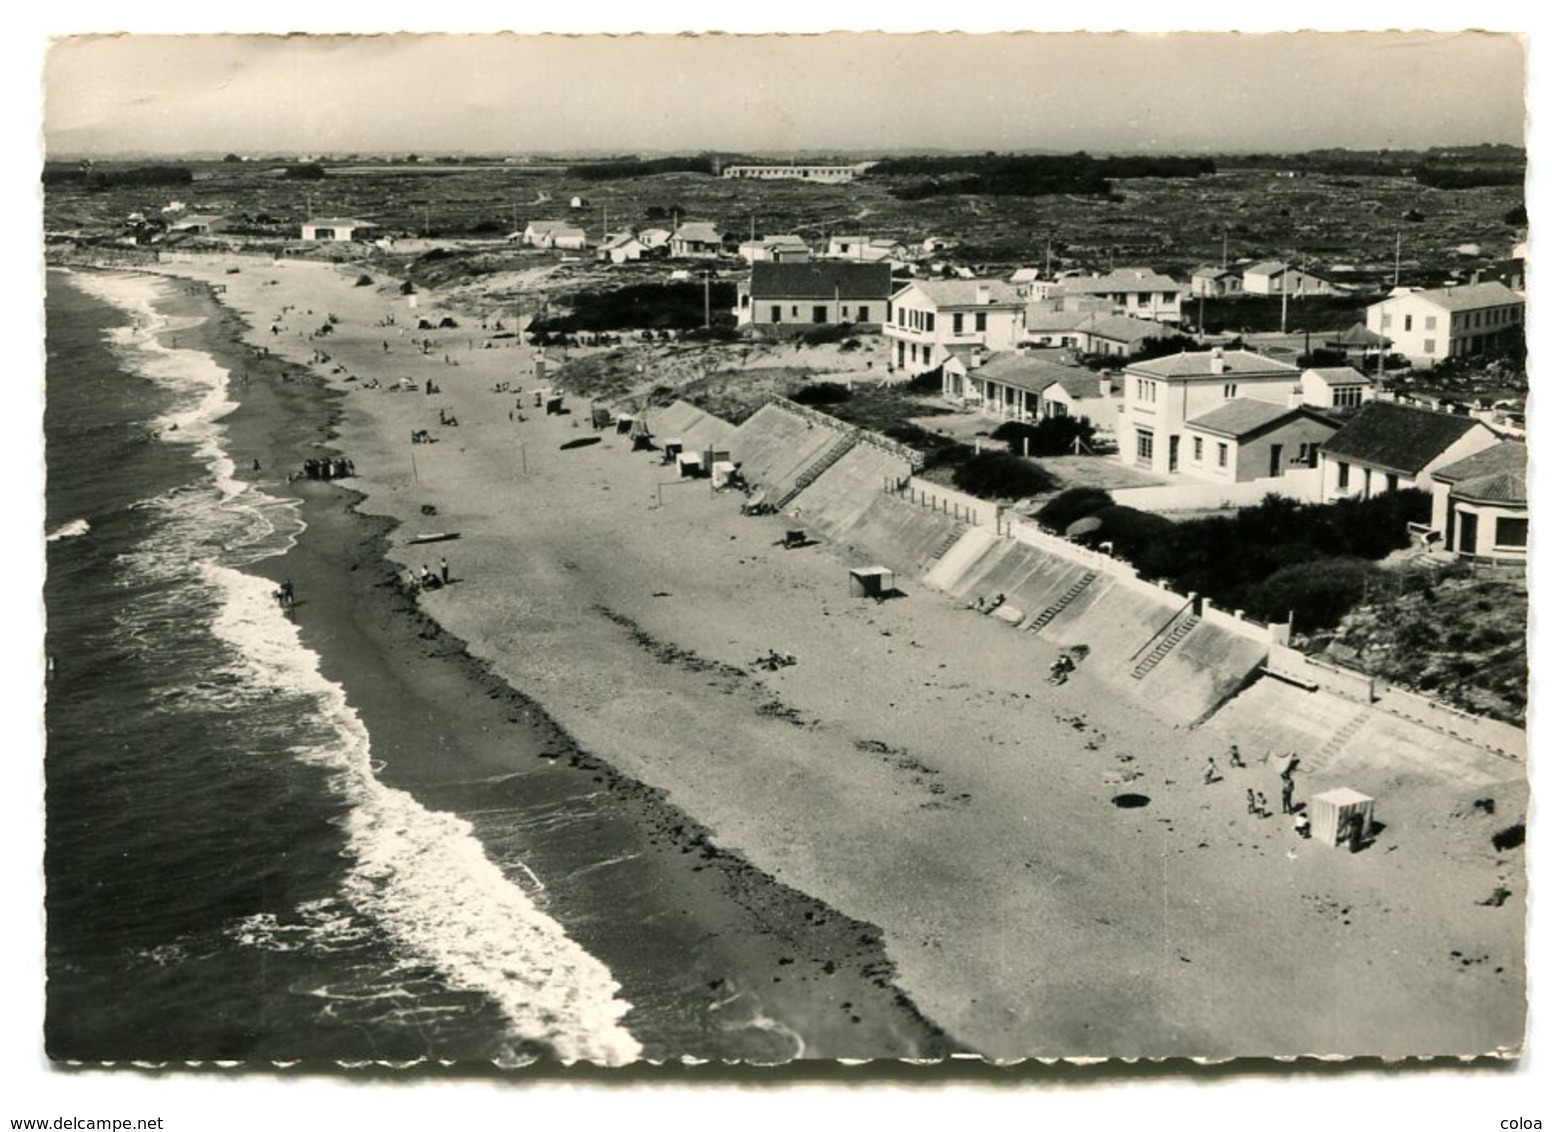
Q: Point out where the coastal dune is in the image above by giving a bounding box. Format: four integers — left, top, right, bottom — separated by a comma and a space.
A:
151, 256, 1526, 1061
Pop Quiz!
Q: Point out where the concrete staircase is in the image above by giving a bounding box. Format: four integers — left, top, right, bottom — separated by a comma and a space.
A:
774, 432, 860, 511
1314, 707, 1372, 768
1025, 571, 1099, 633
926, 523, 969, 562
1131, 614, 1200, 679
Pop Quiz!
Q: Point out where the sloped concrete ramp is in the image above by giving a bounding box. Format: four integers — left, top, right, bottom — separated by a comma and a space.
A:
729, 403, 845, 503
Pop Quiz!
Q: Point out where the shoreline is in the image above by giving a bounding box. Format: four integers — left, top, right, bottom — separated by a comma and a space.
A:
137, 268, 954, 1063
82, 256, 1526, 1063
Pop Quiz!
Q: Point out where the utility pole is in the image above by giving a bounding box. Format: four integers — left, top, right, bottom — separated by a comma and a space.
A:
1392, 230, 1402, 289
704, 270, 711, 330
1221, 228, 1228, 270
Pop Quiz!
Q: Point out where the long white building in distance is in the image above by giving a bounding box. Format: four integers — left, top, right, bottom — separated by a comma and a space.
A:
721, 162, 874, 184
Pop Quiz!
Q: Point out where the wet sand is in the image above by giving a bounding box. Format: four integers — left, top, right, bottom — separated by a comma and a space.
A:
144, 256, 1524, 1062
164, 274, 951, 1063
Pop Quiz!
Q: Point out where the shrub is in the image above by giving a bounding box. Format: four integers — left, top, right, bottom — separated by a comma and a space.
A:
901, 368, 943, 395
991, 416, 1097, 457
951, 451, 1058, 500
1037, 487, 1114, 533
790, 381, 852, 406
799, 323, 852, 348
354, 274, 373, 287
1239, 557, 1385, 632
1089, 506, 1178, 573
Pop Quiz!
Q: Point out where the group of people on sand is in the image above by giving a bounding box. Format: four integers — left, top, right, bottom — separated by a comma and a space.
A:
408, 558, 452, 593
298, 456, 355, 481
1204, 746, 1312, 839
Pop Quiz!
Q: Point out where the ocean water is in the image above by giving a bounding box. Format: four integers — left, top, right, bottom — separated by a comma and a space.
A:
43, 269, 639, 1066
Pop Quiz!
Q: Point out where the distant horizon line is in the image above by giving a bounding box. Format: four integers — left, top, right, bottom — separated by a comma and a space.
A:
45, 142, 1527, 163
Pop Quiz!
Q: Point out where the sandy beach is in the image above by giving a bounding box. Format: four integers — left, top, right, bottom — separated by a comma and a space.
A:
144, 254, 1525, 1062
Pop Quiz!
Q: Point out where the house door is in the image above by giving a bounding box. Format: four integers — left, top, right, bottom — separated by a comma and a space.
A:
1168, 436, 1180, 473
1269, 443, 1283, 477
1457, 509, 1478, 555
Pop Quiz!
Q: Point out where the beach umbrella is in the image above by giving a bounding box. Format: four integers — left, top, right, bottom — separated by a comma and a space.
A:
1065, 516, 1103, 538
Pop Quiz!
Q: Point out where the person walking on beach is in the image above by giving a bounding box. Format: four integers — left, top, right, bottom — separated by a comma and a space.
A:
420, 565, 432, 590
1246, 788, 1259, 816
1255, 791, 1269, 818
1281, 775, 1296, 815
439, 557, 449, 585
1228, 744, 1245, 769
1203, 757, 1222, 785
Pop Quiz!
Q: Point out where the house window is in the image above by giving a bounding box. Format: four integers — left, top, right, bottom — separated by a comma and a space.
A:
1223, 383, 1238, 399
771, 306, 781, 324
1423, 339, 1436, 355
975, 311, 987, 332
1337, 462, 1350, 490
1496, 517, 1528, 548
1381, 314, 1392, 329
792, 306, 799, 318
1404, 314, 1413, 332
953, 313, 964, 334
1297, 441, 1319, 464
841, 306, 850, 319
857, 306, 870, 322
1136, 429, 1154, 463
1193, 437, 1203, 462
922, 346, 933, 367
814, 305, 828, 324
1425, 315, 1436, 330
925, 313, 935, 332
1217, 443, 1229, 468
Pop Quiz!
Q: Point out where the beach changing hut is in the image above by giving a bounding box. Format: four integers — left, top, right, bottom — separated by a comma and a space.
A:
1311, 788, 1374, 849
849, 565, 897, 600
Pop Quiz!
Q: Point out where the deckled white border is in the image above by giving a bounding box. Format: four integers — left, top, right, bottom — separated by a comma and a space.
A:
7, 6, 1545, 1129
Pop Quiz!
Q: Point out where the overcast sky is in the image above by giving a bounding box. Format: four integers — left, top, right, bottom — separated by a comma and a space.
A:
43, 31, 1525, 157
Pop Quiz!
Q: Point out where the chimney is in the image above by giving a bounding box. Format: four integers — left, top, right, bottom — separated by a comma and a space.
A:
1210, 346, 1225, 375
976, 283, 991, 305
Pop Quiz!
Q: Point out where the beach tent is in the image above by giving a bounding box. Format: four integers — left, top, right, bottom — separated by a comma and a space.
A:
615, 413, 636, 434
677, 451, 704, 477
1311, 788, 1374, 848
711, 460, 738, 488
663, 438, 685, 460
591, 405, 613, 430
545, 394, 566, 416
849, 565, 897, 600
629, 417, 654, 450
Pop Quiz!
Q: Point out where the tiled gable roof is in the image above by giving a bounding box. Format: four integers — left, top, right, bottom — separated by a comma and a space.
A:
1320, 402, 1485, 475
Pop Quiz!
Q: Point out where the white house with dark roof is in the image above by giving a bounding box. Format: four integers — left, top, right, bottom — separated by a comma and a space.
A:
1242, 261, 1337, 296
1317, 401, 1500, 503
940, 350, 1084, 421
1076, 313, 1188, 358
1179, 400, 1341, 483
1364, 281, 1525, 369
1426, 441, 1527, 561
1118, 348, 1303, 475
1052, 267, 1185, 323
597, 232, 647, 264
735, 261, 892, 328
885, 278, 1024, 374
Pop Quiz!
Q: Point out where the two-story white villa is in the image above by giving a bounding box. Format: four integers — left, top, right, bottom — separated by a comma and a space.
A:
1364, 281, 1525, 369
1054, 268, 1185, 324
1318, 401, 1500, 503
885, 278, 1024, 374
1118, 348, 1303, 476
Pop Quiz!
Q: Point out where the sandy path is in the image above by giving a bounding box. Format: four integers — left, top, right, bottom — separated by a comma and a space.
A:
153, 256, 1526, 1061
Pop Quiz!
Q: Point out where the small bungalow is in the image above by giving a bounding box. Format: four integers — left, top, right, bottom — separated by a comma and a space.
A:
1074, 313, 1187, 359
1425, 441, 1527, 562
1324, 322, 1392, 364
738, 234, 811, 264
1242, 261, 1338, 297
1298, 367, 1374, 411
1318, 401, 1500, 503
941, 350, 1087, 422
1190, 266, 1243, 298
638, 227, 673, 250
301, 217, 376, 242
1180, 400, 1341, 483
597, 232, 647, 264
520, 220, 589, 250
670, 222, 724, 258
